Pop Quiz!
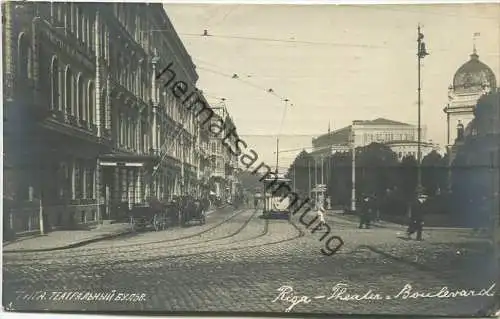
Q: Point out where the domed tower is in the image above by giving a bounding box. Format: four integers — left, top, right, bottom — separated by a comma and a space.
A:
443, 45, 497, 192
444, 47, 497, 148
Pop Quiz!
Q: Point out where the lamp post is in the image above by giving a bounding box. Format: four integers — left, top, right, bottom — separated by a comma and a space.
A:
416, 24, 429, 195
275, 98, 290, 174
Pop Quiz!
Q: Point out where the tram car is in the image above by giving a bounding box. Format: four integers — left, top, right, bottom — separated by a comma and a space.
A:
262, 176, 292, 220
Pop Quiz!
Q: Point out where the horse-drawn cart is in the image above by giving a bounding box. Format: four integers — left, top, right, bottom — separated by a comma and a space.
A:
181, 200, 206, 226
129, 204, 169, 232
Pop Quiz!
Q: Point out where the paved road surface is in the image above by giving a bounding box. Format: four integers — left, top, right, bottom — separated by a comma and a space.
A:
3, 207, 496, 315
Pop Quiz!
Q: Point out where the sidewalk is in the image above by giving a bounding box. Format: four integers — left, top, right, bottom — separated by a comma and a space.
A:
2, 205, 233, 253
3, 223, 132, 253
331, 211, 477, 231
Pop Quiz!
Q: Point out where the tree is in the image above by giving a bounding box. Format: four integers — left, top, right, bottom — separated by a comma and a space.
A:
326, 143, 400, 208
327, 151, 352, 206
286, 150, 312, 196
356, 143, 399, 198
398, 155, 418, 201
421, 150, 444, 196
237, 170, 263, 193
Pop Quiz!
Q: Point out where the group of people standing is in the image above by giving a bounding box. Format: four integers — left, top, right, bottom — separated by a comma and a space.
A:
357, 192, 427, 241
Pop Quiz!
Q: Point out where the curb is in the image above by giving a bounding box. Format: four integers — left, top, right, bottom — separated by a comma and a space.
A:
3, 229, 133, 254
3, 206, 231, 254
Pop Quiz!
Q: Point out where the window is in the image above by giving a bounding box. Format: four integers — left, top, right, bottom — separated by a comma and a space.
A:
65, 66, 72, 115
120, 114, 125, 145
86, 168, 94, 199
76, 6, 80, 39
88, 82, 94, 124
74, 162, 81, 199
17, 33, 29, 82
77, 74, 84, 120
50, 57, 59, 110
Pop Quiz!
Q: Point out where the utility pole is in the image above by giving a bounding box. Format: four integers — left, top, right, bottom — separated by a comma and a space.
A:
275, 98, 289, 175
321, 155, 324, 185
275, 137, 279, 174
493, 148, 499, 288
351, 129, 356, 212
314, 157, 318, 205
321, 155, 324, 205
417, 24, 429, 195
308, 159, 312, 198
180, 138, 185, 195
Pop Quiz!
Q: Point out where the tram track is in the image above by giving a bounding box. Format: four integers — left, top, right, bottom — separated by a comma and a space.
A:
5, 207, 249, 262
85, 217, 304, 267
119, 208, 263, 251
5, 209, 305, 268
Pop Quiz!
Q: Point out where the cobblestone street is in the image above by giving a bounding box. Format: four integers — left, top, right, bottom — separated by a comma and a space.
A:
3, 208, 496, 316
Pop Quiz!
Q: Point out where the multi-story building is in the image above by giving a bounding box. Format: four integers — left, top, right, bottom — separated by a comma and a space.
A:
443, 47, 497, 191
207, 105, 240, 203
3, 2, 213, 231
444, 47, 497, 155
311, 118, 439, 161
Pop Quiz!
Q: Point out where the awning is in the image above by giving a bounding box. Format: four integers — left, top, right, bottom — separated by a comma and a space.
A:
98, 152, 158, 167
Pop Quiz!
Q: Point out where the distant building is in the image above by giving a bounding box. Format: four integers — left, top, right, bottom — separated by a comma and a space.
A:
208, 105, 239, 202
311, 118, 439, 161
444, 47, 497, 164
444, 48, 497, 148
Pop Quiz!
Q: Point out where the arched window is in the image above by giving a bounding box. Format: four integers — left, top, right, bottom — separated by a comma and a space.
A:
88, 81, 94, 125
82, 16, 86, 47
65, 3, 71, 30
50, 56, 59, 110
76, 74, 84, 121
71, 3, 76, 34
17, 33, 29, 82
65, 66, 72, 115
89, 19, 94, 50
56, 3, 62, 22
75, 6, 80, 38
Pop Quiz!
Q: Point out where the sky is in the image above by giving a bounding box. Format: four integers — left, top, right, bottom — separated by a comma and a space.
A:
164, 2, 500, 170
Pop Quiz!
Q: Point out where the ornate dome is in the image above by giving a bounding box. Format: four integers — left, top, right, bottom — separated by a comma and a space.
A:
452, 51, 497, 92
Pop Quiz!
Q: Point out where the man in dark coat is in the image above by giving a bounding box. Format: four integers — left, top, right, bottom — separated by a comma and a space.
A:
359, 194, 373, 229
407, 193, 427, 241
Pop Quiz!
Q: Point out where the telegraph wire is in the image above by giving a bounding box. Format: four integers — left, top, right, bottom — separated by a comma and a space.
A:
181, 32, 386, 49
181, 31, 495, 55
195, 65, 294, 106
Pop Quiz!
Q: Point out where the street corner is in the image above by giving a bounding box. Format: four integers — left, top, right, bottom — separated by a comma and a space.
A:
2, 225, 133, 253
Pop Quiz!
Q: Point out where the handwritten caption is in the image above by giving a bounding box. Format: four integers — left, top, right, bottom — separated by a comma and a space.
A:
15, 290, 147, 303
272, 283, 496, 312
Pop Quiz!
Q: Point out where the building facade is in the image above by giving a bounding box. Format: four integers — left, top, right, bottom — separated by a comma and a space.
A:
3, 2, 216, 230
443, 48, 497, 190
444, 48, 497, 152
311, 118, 438, 161
207, 105, 240, 203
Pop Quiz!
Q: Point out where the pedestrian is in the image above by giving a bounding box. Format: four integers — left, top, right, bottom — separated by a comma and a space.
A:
407, 193, 427, 241
359, 194, 372, 229
316, 202, 326, 230
254, 196, 258, 210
